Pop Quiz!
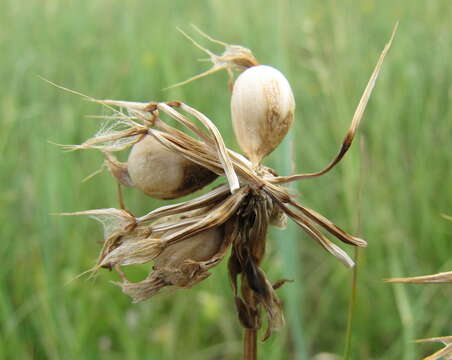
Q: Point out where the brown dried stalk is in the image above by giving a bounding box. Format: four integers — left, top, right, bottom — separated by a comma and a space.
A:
55, 25, 397, 359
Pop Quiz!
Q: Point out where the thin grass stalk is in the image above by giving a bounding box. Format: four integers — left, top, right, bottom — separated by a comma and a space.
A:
390, 253, 416, 359
343, 247, 359, 360
344, 137, 366, 359
274, 0, 307, 358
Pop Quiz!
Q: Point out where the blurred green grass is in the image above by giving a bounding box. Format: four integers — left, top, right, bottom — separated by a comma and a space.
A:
1, 0, 451, 359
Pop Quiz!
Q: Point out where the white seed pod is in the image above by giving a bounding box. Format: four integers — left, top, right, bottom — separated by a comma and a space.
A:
231, 65, 295, 164
127, 135, 217, 200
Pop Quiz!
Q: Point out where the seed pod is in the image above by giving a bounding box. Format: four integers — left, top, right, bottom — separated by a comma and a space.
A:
153, 227, 224, 287
231, 65, 295, 164
127, 135, 218, 199
116, 226, 226, 302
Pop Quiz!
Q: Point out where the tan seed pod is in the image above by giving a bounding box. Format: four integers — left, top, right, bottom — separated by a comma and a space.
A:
231, 65, 295, 164
153, 227, 224, 287
116, 226, 226, 302
127, 135, 218, 199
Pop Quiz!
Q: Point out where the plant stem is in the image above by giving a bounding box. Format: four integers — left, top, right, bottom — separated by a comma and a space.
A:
344, 138, 365, 359
244, 329, 257, 360
117, 183, 126, 210
273, 1, 308, 358
343, 247, 359, 360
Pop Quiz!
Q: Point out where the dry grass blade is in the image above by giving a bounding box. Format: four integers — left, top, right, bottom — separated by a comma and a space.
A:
416, 336, 452, 360
417, 336, 452, 345
386, 271, 452, 284
271, 22, 398, 184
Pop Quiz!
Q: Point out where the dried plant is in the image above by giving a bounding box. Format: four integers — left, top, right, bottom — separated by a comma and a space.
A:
387, 214, 452, 360
56, 25, 397, 359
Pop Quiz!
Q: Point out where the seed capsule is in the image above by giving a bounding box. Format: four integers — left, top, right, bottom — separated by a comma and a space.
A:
127, 135, 218, 199
154, 227, 224, 287
231, 65, 295, 164
114, 225, 226, 302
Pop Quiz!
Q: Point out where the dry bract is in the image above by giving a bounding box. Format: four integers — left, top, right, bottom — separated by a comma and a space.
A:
57, 25, 397, 356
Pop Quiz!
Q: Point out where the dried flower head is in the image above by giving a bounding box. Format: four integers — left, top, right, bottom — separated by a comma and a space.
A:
55, 24, 397, 357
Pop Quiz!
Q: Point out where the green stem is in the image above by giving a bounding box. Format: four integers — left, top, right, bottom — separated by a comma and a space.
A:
343, 247, 359, 360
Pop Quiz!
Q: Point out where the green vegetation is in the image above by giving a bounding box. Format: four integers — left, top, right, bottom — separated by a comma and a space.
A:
1, 0, 450, 359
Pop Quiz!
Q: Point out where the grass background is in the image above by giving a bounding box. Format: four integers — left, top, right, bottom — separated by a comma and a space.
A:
1, 0, 451, 359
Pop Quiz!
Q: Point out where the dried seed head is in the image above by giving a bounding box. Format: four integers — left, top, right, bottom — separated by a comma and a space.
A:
231, 65, 295, 165
127, 135, 218, 199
